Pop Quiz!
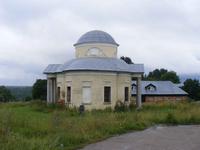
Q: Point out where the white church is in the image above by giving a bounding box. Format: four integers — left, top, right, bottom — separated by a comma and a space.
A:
44, 30, 144, 109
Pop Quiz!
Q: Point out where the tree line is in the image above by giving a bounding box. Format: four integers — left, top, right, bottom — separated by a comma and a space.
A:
0, 79, 46, 102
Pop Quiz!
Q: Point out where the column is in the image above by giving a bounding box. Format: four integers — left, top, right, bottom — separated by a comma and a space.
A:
136, 77, 142, 108
51, 78, 56, 103
49, 79, 52, 103
52, 78, 55, 103
47, 78, 50, 103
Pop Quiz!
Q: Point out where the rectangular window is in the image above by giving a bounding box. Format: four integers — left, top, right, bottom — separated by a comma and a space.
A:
67, 86, 71, 102
82, 87, 91, 104
104, 86, 111, 102
124, 87, 129, 102
57, 87, 60, 100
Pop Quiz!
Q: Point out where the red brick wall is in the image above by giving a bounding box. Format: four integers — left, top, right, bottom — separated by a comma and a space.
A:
144, 96, 188, 102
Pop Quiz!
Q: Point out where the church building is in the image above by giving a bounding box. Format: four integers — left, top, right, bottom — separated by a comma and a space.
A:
44, 30, 144, 109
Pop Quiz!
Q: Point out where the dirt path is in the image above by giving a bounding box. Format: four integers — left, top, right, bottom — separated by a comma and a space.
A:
81, 125, 200, 150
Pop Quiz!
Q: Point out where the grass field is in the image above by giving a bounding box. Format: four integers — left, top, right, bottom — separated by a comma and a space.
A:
0, 101, 200, 150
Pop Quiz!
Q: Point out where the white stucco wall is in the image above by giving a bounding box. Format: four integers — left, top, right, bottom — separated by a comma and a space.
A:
52, 71, 133, 110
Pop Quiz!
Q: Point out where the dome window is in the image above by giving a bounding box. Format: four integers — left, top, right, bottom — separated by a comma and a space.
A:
87, 48, 102, 56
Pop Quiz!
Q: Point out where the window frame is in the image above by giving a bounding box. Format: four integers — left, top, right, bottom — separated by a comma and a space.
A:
104, 86, 111, 103
66, 86, 71, 103
124, 87, 129, 102
57, 87, 61, 100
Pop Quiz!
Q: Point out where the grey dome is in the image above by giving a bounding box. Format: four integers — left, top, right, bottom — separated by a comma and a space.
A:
74, 30, 119, 46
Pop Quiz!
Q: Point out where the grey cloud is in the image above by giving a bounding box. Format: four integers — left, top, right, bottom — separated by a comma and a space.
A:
1, 0, 200, 85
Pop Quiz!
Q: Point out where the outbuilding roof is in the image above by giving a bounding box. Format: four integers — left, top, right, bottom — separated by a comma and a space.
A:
132, 81, 188, 95
74, 30, 119, 46
44, 57, 144, 74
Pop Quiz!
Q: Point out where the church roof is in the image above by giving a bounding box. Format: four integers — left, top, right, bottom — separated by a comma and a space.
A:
44, 57, 144, 74
74, 30, 119, 46
132, 81, 188, 95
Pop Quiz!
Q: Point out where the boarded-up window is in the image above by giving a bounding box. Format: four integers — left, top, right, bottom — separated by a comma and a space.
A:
124, 87, 129, 101
104, 86, 111, 102
83, 87, 91, 103
67, 86, 71, 102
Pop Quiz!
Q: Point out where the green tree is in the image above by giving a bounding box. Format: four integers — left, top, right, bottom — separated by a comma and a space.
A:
32, 79, 47, 100
120, 56, 134, 64
25, 96, 32, 101
0, 86, 15, 102
182, 79, 200, 100
161, 71, 180, 83
146, 68, 180, 83
148, 69, 163, 80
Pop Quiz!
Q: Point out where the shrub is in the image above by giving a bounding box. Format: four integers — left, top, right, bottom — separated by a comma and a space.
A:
165, 112, 178, 124
65, 106, 79, 117
47, 103, 65, 110
129, 100, 136, 110
114, 100, 128, 112
104, 107, 112, 112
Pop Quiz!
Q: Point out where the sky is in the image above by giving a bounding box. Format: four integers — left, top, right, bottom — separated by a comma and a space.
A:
1, 0, 200, 86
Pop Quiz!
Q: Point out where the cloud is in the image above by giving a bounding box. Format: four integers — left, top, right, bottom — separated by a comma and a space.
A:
1, 0, 200, 85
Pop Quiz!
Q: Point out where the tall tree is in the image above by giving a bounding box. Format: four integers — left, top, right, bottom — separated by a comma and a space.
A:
145, 68, 180, 83
161, 71, 180, 83
182, 79, 200, 100
120, 56, 134, 64
0, 86, 15, 102
148, 69, 163, 80
32, 79, 47, 100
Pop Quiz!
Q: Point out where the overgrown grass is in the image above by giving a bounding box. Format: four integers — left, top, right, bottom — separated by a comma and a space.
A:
0, 100, 200, 150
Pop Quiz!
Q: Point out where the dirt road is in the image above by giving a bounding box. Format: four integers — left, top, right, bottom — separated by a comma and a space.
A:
81, 125, 200, 150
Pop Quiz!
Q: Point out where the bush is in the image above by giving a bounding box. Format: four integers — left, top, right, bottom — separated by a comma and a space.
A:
165, 113, 178, 124
114, 100, 129, 112
129, 100, 136, 110
25, 96, 32, 101
0, 86, 15, 102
